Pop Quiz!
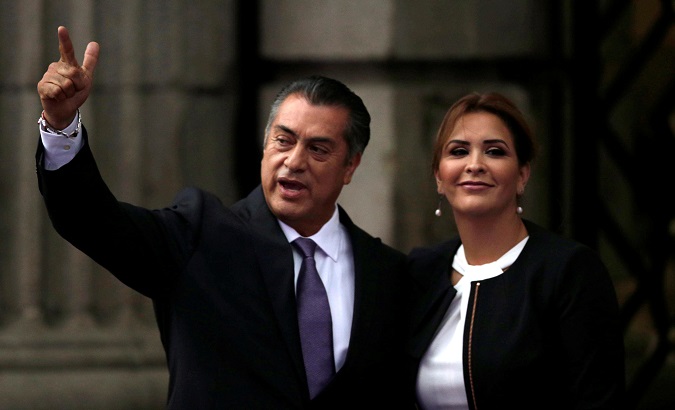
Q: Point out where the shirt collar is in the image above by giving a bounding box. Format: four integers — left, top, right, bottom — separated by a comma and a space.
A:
278, 207, 341, 262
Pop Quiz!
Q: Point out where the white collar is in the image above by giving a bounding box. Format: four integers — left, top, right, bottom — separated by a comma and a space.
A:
452, 236, 529, 282
279, 206, 341, 262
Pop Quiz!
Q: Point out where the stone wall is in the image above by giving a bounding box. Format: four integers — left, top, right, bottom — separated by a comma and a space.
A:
1, 0, 670, 408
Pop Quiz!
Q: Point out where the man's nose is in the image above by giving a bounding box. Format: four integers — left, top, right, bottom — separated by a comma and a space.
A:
284, 145, 307, 172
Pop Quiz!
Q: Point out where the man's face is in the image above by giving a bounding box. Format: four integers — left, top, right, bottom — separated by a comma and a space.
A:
261, 94, 361, 236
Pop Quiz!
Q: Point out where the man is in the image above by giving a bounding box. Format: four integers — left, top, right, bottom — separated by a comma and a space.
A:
36, 26, 410, 409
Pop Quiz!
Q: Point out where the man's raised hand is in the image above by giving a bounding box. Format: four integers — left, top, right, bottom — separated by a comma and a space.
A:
37, 26, 99, 130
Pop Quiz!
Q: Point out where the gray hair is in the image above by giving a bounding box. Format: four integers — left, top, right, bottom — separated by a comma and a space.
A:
264, 75, 370, 160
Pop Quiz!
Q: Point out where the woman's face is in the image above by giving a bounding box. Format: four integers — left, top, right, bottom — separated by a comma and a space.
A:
435, 111, 529, 219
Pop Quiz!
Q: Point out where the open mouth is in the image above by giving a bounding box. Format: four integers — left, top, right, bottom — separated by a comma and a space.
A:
279, 180, 306, 192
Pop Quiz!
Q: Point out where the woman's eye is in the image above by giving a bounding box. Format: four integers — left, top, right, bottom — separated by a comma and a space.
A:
449, 147, 468, 156
486, 147, 506, 156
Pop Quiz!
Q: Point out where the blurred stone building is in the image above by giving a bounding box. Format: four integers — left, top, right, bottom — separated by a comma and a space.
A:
0, 0, 673, 409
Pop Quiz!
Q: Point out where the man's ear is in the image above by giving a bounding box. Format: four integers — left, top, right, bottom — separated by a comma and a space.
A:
343, 153, 362, 185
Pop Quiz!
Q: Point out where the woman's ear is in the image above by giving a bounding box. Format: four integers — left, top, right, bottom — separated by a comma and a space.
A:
518, 163, 531, 195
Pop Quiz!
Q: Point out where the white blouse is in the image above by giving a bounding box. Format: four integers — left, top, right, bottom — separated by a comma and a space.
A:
415, 237, 528, 409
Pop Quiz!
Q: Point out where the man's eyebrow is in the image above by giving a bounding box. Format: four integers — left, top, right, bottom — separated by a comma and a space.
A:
273, 124, 297, 137
306, 136, 334, 144
272, 123, 338, 146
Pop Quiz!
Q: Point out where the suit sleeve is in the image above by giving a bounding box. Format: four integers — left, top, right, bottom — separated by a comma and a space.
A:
36, 128, 188, 298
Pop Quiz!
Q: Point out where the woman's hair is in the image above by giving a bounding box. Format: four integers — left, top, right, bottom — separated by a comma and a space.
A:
431, 92, 537, 173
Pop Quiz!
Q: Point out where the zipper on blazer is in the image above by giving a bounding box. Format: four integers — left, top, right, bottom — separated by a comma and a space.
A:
467, 282, 480, 409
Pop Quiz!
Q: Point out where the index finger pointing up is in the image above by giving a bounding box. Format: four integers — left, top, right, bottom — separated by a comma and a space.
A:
57, 26, 79, 67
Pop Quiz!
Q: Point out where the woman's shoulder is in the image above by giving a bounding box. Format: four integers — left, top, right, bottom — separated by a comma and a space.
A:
520, 219, 610, 286
523, 219, 600, 258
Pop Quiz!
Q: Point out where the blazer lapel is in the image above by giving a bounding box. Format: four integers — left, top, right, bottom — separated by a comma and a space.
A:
408, 241, 457, 358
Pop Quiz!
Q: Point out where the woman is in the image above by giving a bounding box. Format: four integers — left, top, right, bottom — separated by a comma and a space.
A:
407, 92, 625, 409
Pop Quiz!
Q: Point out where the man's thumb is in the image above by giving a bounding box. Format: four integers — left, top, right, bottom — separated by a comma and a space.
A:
82, 41, 100, 74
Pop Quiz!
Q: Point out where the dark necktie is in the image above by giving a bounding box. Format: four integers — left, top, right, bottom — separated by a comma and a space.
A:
293, 237, 335, 399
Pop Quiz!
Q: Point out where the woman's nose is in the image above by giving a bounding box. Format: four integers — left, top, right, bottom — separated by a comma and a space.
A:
466, 155, 485, 174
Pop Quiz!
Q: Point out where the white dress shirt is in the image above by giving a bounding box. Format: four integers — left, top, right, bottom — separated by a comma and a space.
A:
279, 210, 355, 372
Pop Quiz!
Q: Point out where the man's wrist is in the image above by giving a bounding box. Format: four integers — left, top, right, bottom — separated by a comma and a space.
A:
38, 110, 81, 138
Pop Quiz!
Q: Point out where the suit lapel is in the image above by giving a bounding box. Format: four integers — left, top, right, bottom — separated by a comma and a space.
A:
334, 207, 371, 371
238, 187, 306, 381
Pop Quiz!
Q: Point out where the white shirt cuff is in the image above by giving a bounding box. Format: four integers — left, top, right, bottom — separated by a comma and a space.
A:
39, 112, 83, 170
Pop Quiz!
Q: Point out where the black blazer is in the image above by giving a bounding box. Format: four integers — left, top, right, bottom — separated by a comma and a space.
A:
407, 220, 625, 409
36, 129, 411, 409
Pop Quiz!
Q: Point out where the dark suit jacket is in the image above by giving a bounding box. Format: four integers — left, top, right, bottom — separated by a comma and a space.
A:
36, 129, 411, 409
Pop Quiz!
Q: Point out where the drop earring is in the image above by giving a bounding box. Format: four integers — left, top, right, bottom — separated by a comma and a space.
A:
435, 196, 443, 217
517, 187, 525, 215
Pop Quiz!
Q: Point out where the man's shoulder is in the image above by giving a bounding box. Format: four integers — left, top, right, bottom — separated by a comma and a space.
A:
168, 186, 225, 212
339, 209, 405, 260
169, 185, 265, 217
163, 187, 245, 232
229, 185, 268, 219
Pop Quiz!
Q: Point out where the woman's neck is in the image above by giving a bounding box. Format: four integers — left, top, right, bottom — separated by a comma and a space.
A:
454, 213, 528, 266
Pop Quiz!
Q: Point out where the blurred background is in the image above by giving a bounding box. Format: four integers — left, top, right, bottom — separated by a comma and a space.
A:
0, 0, 673, 408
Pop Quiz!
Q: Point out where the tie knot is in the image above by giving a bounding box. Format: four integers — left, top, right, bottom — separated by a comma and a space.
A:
293, 237, 317, 258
